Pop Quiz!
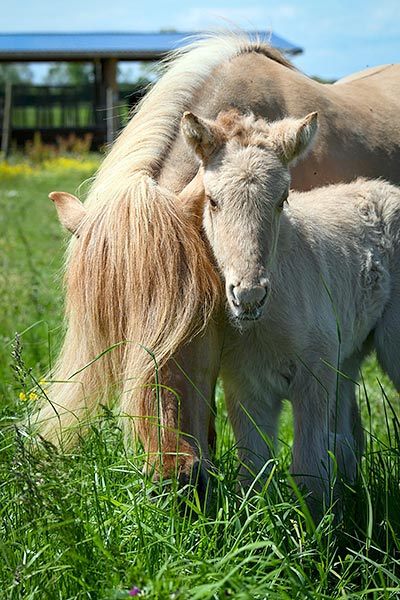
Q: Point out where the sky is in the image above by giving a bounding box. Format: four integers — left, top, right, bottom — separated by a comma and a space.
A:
2, 0, 400, 80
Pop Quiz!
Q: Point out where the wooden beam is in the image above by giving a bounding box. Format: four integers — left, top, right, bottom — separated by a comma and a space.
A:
93, 58, 119, 144
102, 58, 118, 143
1, 81, 12, 158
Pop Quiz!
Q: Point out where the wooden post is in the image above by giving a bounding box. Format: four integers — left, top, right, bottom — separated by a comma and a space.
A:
93, 59, 104, 134
106, 86, 115, 144
93, 58, 118, 145
103, 58, 118, 144
1, 81, 12, 158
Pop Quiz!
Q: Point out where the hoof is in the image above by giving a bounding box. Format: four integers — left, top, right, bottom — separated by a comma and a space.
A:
145, 453, 213, 511
177, 459, 212, 510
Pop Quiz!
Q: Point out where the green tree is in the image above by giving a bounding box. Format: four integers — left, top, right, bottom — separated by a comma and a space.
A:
44, 62, 94, 85
0, 63, 33, 84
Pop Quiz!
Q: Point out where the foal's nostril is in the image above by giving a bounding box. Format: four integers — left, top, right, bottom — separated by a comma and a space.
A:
258, 288, 268, 307
229, 283, 240, 307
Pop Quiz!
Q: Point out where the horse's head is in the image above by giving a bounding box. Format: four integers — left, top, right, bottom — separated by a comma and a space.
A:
181, 109, 318, 323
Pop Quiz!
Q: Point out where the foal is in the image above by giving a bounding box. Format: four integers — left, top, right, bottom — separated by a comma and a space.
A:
181, 109, 400, 515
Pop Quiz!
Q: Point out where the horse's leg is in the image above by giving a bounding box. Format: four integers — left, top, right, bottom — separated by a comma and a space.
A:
289, 357, 358, 519
142, 321, 222, 498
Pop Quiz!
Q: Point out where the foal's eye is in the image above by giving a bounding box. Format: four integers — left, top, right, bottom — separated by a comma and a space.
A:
276, 190, 289, 213
207, 195, 219, 211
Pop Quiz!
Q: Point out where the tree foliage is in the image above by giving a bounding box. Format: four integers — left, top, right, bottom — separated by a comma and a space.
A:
44, 62, 95, 85
0, 63, 33, 85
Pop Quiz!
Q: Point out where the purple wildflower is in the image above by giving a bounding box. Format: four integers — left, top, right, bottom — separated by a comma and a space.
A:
129, 586, 141, 596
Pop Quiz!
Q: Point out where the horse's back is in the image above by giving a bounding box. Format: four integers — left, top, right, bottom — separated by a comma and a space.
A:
333, 64, 400, 104
334, 64, 399, 86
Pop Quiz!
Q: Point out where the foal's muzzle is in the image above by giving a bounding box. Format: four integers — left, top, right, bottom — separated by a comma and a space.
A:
228, 279, 269, 321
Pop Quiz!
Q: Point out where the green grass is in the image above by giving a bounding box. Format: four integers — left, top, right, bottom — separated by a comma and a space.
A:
1, 161, 400, 599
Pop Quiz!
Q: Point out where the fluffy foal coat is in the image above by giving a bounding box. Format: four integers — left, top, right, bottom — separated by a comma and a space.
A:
181, 109, 400, 512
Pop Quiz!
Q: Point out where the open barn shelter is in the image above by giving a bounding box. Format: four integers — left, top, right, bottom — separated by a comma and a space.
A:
0, 31, 302, 151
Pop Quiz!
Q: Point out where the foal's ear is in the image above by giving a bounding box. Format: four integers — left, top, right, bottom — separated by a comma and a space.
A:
178, 169, 206, 226
181, 112, 223, 162
270, 112, 318, 163
49, 191, 87, 235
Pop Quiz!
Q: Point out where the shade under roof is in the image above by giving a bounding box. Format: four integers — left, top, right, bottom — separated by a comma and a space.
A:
0, 32, 303, 62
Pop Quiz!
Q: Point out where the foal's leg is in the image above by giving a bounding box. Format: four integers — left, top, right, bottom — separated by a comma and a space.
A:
338, 355, 364, 460
221, 367, 283, 485
374, 295, 400, 392
289, 358, 358, 518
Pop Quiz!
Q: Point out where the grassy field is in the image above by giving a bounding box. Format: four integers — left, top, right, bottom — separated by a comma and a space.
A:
1, 159, 400, 599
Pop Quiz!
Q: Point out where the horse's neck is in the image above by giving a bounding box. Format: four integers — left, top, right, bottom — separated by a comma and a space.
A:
159, 51, 400, 192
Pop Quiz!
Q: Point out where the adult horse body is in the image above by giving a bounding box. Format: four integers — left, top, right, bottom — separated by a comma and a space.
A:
37, 33, 400, 503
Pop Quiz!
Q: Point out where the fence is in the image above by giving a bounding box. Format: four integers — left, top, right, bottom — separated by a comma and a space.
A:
0, 83, 144, 152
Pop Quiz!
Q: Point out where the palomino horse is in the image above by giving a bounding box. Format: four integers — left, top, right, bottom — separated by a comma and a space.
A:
37, 32, 400, 509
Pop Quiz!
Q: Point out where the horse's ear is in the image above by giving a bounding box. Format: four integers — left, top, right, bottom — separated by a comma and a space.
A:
49, 191, 87, 235
270, 112, 318, 163
181, 112, 222, 162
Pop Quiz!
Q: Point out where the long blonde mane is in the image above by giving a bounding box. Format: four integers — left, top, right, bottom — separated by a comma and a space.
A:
38, 32, 291, 444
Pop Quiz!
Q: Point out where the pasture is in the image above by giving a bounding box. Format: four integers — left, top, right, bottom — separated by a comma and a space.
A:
1, 160, 400, 598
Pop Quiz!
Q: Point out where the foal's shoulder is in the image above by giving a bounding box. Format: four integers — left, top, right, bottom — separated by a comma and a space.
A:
289, 178, 399, 209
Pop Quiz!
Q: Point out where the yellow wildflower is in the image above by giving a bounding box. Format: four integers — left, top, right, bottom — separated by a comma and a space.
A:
41, 157, 99, 173
19, 392, 27, 402
39, 380, 48, 395
0, 162, 34, 178
29, 392, 39, 401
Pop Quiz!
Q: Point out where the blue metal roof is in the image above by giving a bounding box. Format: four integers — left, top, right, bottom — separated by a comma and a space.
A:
0, 32, 302, 61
